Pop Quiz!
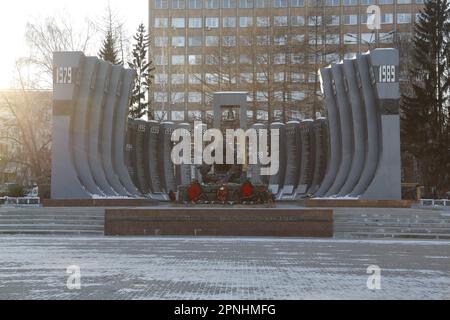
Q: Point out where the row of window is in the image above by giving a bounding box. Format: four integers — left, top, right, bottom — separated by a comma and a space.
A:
154, 40, 394, 66
155, 31, 396, 52
155, 72, 316, 85
154, 90, 307, 103
155, 13, 413, 29
154, 0, 424, 10
156, 110, 303, 122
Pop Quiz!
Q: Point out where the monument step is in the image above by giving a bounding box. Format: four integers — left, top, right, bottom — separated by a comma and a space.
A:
335, 232, 450, 240
0, 229, 104, 235
0, 219, 104, 225
0, 224, 104, 230
335, 226, 450, 234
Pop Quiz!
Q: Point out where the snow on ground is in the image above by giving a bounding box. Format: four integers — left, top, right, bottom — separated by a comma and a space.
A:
0, 236, 449, 300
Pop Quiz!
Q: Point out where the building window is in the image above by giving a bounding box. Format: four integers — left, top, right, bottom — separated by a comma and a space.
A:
325, 0, 339, 6
274, 16, 288, 27
397, 13, 411, 24
189, 92, 202, 103
239, 16, 253, 27
206, 73, 219, 84
188, 36, 203, 46
273, 0, 287, 8
206, 17, 219, 28
189, 74, 202, 84
205, 0, 220, 8
189, 0, 203, 8
292, 91, 305, 101
172, 111, 185, 121
172, 0, 185, 9
328, 15, 340, 26
291, 16, 305, 26
171, 92, 185, 103
343, 0, 357, 5
308, 16, 322, 26
344, 15, 357, 25
239, 0, 254, 8
360, 0, 375, 4
172, 36, 185, 47
172, 18, 185, 28
171, 74, 185, 84
206, 36, 219, 46
222, 0, 237, 8
155, 55, 168, 65
155, 92, 168, 102
257, 17, 270, 27
274, 53, 286, 64
292, 73, 305, 83
172, 55, 185, 65
205, 55, 219, 65
154, 37, 168, 47
291, 53, 304, 64
154, 18, 168, 28
274, 35, 288, 46
309, 34, 323, 45
397, 0, 411, 4
255, 0, 268, 7
379, 32, 394, 43
381, 13, 394, 24
189, 18, 202, 28
256, 54, 268, 64
240, 36, 252, 46
240, 55, 252, 64
344, 33, 358, 44
155, 111, 168, 120
155, 0, 169, 9
257, 35, 270, 46
223, 36, 236, 46
379, 0, 393, 3
361, 33, 376, 44
326, 34, 340, 45
274, 72, 285, 82
291, 0, 304, 7
188, 55, 202, 65
292, 34, 305, 43
240, 73, 253, 83
154, 74, 168, 84
223, 17, 236, 27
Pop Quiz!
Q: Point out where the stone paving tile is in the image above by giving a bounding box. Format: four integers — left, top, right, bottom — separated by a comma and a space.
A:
0, 236, 449, 300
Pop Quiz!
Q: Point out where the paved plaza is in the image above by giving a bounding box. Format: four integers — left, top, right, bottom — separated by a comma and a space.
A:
0, 236, 449, 300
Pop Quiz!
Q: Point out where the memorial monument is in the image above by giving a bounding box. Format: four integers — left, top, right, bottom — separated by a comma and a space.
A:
51, 48, 401, 202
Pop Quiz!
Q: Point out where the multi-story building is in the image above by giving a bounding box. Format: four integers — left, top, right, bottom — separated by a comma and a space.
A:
149, 0, 424, 124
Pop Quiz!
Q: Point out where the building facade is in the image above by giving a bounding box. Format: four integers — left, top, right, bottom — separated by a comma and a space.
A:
149, 0, 424, 123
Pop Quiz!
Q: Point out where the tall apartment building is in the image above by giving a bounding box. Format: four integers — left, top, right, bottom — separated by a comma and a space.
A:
149, 0, 424, 123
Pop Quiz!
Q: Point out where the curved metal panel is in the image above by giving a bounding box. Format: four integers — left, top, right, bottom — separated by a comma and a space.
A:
248, 123, 267, 185
100, 66, 130, 196
134, 119, 150, 194
51, 52, 91, 199
160, 122, 177, 193
268, 122, 286, 196
326, 63, 355, 196
113, 69, 141, 196
87, 59, 118, 196
307, 118, 329, 195
125, 119, 138, 186
350, 53, 381, 197
175, 123, 192, 187
148, 121, 163, 193
338, 58, 367, 197
297, 120, 315, 195
315, 67, 342, 197
72, 57, 105, 196
283, 121, 301, 189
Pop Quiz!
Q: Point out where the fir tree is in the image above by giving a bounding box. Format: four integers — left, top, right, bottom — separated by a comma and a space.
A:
128, 23, 155, 119
401, 0, 450, 196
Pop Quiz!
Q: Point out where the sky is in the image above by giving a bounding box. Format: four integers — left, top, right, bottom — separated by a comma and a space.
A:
0, 0, 148, 89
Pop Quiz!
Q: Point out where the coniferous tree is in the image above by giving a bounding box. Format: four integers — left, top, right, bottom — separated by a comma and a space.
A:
99, 27, 120, 65
401, 0, 450, 196
128, 23, 155, 119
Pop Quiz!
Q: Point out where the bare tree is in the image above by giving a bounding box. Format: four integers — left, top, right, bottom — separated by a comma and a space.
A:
24, 13, 96, 88
0, 64, 52, 185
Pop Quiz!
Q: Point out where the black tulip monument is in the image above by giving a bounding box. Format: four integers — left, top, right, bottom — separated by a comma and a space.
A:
51, 48, 401, 201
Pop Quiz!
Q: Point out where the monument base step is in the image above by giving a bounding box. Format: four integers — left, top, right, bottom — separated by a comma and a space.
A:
43, 198, 159, 207
298, 199, 416, 208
